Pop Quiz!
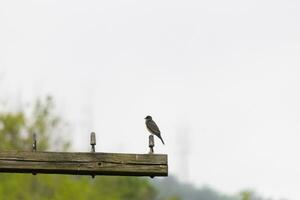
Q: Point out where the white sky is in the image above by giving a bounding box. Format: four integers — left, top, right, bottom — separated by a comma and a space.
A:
1, 0, 300, 199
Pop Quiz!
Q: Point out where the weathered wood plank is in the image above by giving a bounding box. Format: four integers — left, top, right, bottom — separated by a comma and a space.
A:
0, 151, 168, 176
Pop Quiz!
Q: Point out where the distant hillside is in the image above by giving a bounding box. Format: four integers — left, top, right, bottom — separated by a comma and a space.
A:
151, 175, 280, 200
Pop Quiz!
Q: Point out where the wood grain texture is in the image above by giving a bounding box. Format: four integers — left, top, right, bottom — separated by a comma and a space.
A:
0, 151, 168, 176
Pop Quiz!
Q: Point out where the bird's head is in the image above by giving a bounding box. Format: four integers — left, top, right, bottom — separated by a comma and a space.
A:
144, 115, 152, 120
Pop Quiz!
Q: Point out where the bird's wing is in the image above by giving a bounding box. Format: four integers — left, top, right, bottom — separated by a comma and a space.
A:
147, 120, 161, 134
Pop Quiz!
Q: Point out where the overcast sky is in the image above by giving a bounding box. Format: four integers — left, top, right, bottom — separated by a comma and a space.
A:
1, 0, 300, 199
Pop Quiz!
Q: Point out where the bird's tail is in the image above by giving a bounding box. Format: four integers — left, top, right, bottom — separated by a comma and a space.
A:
159, 136, 165, 145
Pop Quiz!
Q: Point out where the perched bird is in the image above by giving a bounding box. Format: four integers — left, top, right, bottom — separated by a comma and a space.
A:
145, 115, 165, 145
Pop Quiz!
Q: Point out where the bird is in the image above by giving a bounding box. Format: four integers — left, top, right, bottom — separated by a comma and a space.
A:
145, 115, 165, 145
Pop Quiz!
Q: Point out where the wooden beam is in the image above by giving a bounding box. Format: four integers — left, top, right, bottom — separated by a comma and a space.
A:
0, 151, 168, 177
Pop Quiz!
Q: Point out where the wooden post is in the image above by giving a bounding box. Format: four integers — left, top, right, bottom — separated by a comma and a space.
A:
0, 131, 168, 177
0, 151, 168, 177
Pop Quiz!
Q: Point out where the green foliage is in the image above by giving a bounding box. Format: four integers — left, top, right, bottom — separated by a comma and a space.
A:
0, 111, 25, 149
0, 97, 157, 200
240, 191, 252, 200
0, 96, 68, 151
0, 175, 157, 200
